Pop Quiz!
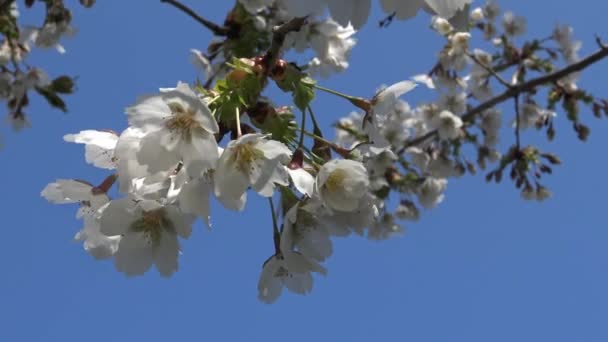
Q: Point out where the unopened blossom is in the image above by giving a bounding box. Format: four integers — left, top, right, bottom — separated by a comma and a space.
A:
431, 16, 453, 35
99, 198, 194, 277
417, 177, 448, 209
470, 7, 484, 21
214, 134, 291, 211
127, 82, 219, 177
64, 130, 119, 170
316, 159, 370, 212
502, 11, 526, 37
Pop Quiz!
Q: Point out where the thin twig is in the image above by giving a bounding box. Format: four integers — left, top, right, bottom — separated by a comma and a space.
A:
514, 95, 521, 149
160, 0, 228, 36
467, 51, 512, 88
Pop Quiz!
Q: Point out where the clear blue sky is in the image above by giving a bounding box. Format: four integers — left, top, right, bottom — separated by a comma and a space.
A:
2, 1, 608, 341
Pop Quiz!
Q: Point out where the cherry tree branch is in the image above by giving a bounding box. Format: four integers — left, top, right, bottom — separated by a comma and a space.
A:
160, 0, 228, 36
262, 17, 307, 73
402, 43, 608, 151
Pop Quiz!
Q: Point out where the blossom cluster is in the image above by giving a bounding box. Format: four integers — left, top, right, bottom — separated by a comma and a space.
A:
42, 0, 607, 303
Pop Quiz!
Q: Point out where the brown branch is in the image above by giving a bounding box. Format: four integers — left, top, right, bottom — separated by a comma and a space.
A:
160, 0, 228, 36
462, 45, 608, 122
262, 17, 307, 74
400, 44, 608, 153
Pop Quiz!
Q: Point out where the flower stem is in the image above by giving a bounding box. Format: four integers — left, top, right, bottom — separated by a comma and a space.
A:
313, 84, 371, 111
235, 107, 242, 138
268, 198, 281, 254
313, 84, 356, 101
298, 108, 307, 147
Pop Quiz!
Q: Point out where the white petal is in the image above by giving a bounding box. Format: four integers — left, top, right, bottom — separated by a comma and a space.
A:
164, 205, 193, 239
99, 198, 135, 236
257, 258, 283, 304
214, 150, 249, 211
287, 168, 315, 197
126, 95, 169, 130
114, 232, 154, 277
153, 231, 180, 277
181, 131, 219, 176
178, 177, 212, 226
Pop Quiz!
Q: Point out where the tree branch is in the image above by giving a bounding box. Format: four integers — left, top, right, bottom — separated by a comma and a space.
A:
160, 0, 228, 36
262, 17, 307, 74
462, 45, 608, 122
401, 44, 608, 152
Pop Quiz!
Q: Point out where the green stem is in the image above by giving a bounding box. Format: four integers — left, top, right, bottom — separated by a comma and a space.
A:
313, 84, 357, 101
268, 198, 281, 254
298, 108, 307, 147
235, 106, 242, 138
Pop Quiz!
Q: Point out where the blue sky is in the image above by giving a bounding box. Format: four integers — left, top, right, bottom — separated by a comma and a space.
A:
2, 1, 608, 341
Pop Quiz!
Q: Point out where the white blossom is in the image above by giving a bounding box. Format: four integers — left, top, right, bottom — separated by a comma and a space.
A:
470, 7, 484, 21
431, 16, 453, 35
432, 110, 463, 140
99, 198, 194, 277
127, 82, 219, 177
316, 159, 369, 212
257, 250, 327, 303
417, 177, 448, 209
214, 134, 291, 211
308, 20, 357, 77
283, 203, 333, 262
41, 179, 120, 258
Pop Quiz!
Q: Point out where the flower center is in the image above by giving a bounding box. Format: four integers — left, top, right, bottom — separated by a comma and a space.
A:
232, 142, 264, 172
130, 208, 168, 246
323, 168, 348, 193
165, 102, 199, 141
